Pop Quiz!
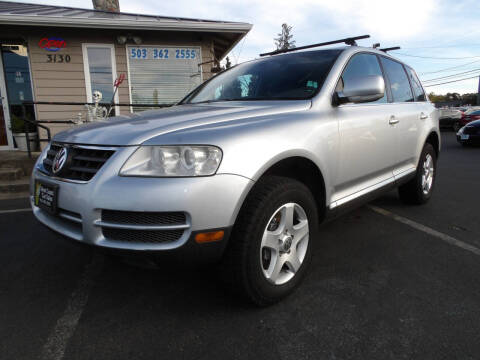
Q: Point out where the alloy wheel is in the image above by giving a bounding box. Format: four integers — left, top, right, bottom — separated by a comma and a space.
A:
260, 203, 309, 285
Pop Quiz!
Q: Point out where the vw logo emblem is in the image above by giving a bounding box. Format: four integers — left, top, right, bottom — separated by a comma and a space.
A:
52, 147, 68, 174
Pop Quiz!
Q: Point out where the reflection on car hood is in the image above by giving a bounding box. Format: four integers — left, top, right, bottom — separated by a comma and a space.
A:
52, 101, 311, 146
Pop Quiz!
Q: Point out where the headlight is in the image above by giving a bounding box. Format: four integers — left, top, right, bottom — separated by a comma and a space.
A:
119, 145, 222, 177
36, 142, 51, 169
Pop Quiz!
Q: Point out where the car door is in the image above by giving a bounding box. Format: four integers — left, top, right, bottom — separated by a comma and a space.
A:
379, 57, 421, 178
332, 53, 396, 205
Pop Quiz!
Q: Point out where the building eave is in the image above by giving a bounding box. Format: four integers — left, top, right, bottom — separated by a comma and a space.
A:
0, 15, 253, 33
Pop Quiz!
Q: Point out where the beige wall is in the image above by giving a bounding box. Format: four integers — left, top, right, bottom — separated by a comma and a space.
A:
22, 28, 216, 146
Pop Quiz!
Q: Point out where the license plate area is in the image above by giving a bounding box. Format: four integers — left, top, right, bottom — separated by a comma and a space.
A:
34, 181, 58, 215
461, 134, 469, 140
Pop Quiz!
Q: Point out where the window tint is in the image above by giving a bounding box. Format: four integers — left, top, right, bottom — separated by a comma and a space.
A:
406, 67, 426, 101
380, 57, 414, 102
338, 53, 387, 103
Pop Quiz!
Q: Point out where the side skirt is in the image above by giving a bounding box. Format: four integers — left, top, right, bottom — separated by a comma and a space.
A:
324, 171, 416, 223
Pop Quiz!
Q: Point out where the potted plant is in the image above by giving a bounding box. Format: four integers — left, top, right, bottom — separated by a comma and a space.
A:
10, 114, 38, 151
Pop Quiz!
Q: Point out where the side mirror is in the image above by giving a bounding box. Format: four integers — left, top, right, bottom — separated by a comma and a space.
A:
335, 75, 385, 105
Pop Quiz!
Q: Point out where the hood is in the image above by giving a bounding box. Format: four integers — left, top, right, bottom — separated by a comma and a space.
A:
52, 101, 311, 146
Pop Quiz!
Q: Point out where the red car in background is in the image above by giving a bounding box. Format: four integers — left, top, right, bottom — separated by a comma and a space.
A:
455, 109, 480, 131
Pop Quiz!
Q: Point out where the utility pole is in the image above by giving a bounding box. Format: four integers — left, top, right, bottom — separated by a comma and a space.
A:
477, 76, 480, 105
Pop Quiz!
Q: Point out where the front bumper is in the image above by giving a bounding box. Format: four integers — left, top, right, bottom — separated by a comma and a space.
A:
457, 133, 480, 145
31, 145, 254, 253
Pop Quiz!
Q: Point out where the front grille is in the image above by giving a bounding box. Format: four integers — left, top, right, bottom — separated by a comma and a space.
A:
43, 143, 114, 181
102, 210, 186, 225
103, 228, 184, 243
463, 126, 478, 135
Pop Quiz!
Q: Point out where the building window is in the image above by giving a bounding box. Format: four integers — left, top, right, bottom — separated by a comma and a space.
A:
82, 44, 119, 114
126, 45, 202, 112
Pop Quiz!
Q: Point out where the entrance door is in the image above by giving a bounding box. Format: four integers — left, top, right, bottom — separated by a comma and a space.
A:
0, 43, 36, 150
0, 52, 12, 149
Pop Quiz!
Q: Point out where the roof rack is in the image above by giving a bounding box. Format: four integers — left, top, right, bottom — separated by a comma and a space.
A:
259, 35, 370, 57
380, 46, 401, 52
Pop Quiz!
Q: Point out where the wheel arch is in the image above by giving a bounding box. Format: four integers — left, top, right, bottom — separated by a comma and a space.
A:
245, 156, 327, 222
425, 130, 440, 159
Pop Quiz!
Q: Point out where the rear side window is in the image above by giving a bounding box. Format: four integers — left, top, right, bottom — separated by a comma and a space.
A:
338, 53, 387, 103
380, 57, 414, 103
406, 67, 426, 102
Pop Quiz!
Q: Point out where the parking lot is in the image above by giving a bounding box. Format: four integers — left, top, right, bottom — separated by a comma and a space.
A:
1, 132, 480, 360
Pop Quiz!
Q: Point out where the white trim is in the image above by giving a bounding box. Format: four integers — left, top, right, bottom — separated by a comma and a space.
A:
0, 15, 253, 33
0, 50, 14, 150
82, 43, 120, 116
125, 44, 133, 113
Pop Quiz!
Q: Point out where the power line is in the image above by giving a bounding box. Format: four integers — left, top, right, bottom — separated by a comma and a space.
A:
423, 75, 480, 87
401, 43, 480, 50
419, 59, 480, 75
393, 52, 480, 60
422, 68, 480, 83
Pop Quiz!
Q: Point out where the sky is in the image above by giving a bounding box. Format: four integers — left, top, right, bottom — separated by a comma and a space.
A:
6, 0, 480, 95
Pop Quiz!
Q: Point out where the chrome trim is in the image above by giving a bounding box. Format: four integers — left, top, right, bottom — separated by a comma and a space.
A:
93, 220, 190, 231
330, 176, 396, 209
58, 212, 82, 224
36, 168, 90, 184
69, 144, 120, 151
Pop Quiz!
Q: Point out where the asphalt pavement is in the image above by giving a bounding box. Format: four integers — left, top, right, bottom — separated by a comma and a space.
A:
1, 132, 479, 360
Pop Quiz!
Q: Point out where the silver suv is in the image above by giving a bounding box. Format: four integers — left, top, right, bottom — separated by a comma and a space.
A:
31, 38, 440, 305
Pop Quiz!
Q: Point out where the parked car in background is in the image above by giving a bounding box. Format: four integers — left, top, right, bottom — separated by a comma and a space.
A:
457, 119, 480, 146
455, 110, 480, 131
31, 40, 440, 305
439, 107, 462, 130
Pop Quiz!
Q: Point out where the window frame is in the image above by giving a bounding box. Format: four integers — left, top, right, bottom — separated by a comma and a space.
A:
82, 43, 119, 115
404, 65, 426, 102
334, 51, 392, 106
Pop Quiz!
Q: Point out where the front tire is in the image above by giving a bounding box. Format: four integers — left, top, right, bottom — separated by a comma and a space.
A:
398, 143, 437, 205
222, 176, 319, 306
453, 121, 461, 132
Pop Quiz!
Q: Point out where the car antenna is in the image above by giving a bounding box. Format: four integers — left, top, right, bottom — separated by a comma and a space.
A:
379, 46, 401, 52
259, 35, 370, 57
372, 43, 381, 49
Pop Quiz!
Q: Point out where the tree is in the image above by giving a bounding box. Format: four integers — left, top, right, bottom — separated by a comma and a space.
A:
275, 23, 296, 51
225, 56, 232, 69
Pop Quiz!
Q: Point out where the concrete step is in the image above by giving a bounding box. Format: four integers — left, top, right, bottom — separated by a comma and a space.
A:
0, 151, 39, 176
0, 177, 30, 193
0, 168, 24, 181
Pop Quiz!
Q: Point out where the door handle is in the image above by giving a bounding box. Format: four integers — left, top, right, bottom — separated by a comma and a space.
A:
389, 116, 399, 125
420, 112, 428, 120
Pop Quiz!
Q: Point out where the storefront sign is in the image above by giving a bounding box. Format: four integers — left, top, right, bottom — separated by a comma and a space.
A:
38, 37, 67, 52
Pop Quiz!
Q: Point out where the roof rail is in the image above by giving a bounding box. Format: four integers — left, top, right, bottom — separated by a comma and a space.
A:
380, 46, 401, 52
259, 35, 370, 57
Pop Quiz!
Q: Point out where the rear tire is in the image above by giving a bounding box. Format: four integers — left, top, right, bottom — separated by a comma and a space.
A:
221, 176, 319, 306
398, 143, 437, 205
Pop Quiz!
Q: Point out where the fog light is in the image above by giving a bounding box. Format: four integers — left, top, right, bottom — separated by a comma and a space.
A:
195, 231, 224, 243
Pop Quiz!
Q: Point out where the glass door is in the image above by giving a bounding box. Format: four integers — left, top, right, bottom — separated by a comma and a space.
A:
1, 44, 36, 147
0, 49, 13, 149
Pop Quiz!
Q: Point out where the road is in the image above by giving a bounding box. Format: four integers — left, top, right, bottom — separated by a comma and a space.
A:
1, 132, 480, 360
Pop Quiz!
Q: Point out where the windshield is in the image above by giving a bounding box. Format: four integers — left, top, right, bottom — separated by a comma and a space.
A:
183, 49, 342, 104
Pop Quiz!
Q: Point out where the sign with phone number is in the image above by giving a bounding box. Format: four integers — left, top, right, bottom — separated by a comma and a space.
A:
129, 47, 197, 60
